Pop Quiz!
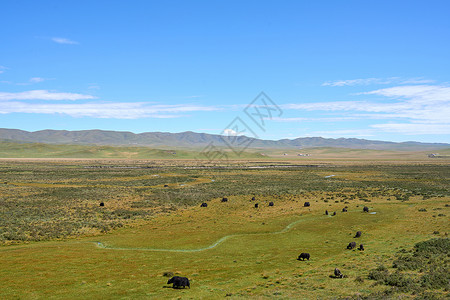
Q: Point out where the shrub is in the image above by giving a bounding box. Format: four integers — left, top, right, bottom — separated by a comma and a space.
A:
368, 238, 449, 298
368, 265, 389, 281
421, 267, 449, 289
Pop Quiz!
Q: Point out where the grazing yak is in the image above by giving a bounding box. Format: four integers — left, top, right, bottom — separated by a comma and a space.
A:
268, 201, 274, 207
334, 268, 344, 278
164, 184, 169, 187
297, 253, 310, 261
99, 202, 104, 207
332, 212, 336, 216
325, 210, 329, 215
251, 197, 256, 201
347, 241, 357, 249
167, 276, 190, 289
363, 206, 369, 212
254, 203, 259, 208
221, 197, 228, 202
342, 208, 347, 212
354, 231, 362, 238
200, 203, 208, 207
358, 244, 365, 251
304, 202, 310, 207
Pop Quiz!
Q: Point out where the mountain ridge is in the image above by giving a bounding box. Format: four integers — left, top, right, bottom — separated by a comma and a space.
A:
0, 128, 448, 151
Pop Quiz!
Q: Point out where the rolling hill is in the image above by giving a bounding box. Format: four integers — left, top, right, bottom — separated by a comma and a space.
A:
0, 128, 448, 151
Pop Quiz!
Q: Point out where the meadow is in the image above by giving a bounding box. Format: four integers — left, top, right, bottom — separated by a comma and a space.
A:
0, 159, 448, 299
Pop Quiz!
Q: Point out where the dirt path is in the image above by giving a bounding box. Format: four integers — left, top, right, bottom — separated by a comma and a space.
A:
93, 218, 308, 252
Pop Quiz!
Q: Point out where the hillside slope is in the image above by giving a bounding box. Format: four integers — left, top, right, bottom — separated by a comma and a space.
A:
0, 128, 448, 151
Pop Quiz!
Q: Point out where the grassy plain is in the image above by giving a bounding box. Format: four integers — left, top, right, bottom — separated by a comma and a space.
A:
0, 157, 449, 299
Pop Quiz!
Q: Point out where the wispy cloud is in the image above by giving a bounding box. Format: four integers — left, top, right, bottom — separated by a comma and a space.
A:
270, 116, 359, 122
0, 66, 7, 74
361, 85, 450, 103
29, 77, 46, 83
2, 77, 52, 86
322, 77, 434, 87
51, 37, 79, 45
284, 84, 450, 135
0, 101, 219, 119
309, 129, 376, 138
371, 123, 450, 135
88, 83, 100, 90
0, 90, 96, 101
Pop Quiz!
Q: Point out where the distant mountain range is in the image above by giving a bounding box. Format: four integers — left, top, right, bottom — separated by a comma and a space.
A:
0, 128, 448, 151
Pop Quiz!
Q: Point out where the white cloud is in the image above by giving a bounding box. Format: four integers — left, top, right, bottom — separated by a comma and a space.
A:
29, 77, 46, 83
323, 78, 383, 87
1, 77, 51, 86
371, 123, 450, 135
270, 117, 309, 122
361, 85, 450, 103
322, 77, 434, 87
0, 90, 96, 101
270, 116, 358, 122
0, 66, 7, 74
51, 37, 79, 45
223, 128, 241, 136
0, 101, 219, 119
310, 129, 376, 137
285, 83, 450, 135
400, 78, 436, 85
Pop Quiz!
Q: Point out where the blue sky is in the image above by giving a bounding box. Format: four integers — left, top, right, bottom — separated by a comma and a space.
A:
1, 0, 449, 143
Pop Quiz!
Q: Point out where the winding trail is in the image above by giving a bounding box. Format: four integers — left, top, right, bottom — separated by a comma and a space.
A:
94, 218, 308, 253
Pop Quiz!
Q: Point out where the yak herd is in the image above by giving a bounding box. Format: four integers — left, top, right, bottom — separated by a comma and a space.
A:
167, 198, 371, 289
300, 203, 368, 278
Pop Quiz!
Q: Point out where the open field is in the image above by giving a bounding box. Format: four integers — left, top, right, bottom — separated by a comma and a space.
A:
0, 159, 449, 299
0, 141, 261, 160
2, 140, 450, 162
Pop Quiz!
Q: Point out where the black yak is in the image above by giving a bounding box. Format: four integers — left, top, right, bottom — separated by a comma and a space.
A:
297, 253, 310, 261
167, 276, 190, 289
363, 206, 369, 212
325, 210, 328, 215
251, 197, 256, 201
254, 203, 259, 208
200, 203, 208, 207
304, 202, 310, 207
268, 201, 274, 206
221, 197, 228, 202
347, 241, 357, 249
342, 208, 347, 212
358, 244, 364, 251
354, 231, 362, 238
334, 268, 344, 278
99, 202, 104, 207
332, 211, 336, 216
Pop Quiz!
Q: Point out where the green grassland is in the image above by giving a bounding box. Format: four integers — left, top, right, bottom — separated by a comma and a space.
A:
0, 160, 449, 299
2, 140, 450, 162
0, 141, 266, 160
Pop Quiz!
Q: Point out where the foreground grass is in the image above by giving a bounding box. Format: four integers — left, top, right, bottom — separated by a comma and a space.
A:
0, 160, 448, 299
